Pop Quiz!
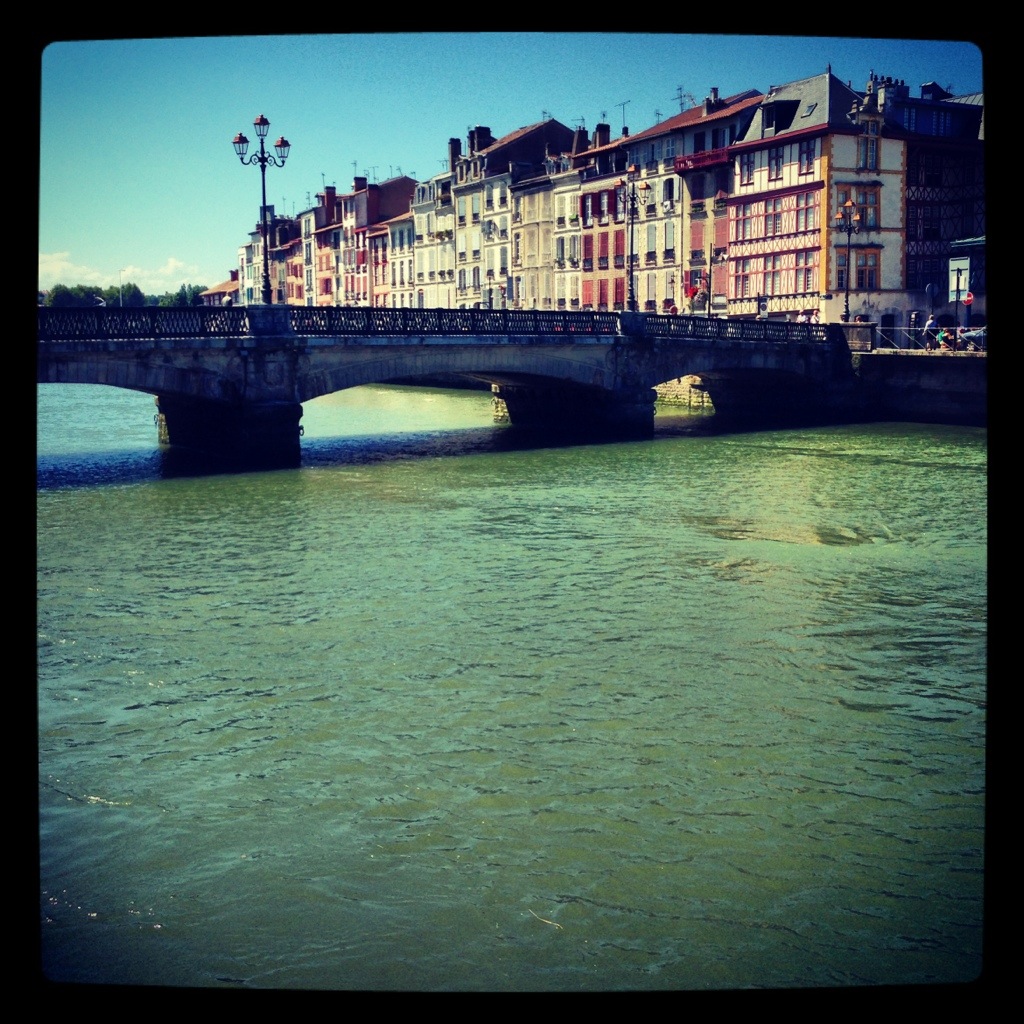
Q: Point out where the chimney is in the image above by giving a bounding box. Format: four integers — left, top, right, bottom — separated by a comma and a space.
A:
448, 137, 461, 171
594, 123, 610, 148
571, 125, 588, 155
468, 126, 494, 154
353, 176, 367, 192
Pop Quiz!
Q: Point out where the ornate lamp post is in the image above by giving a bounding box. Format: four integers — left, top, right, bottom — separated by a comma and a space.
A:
834, 198, 860, 322
233, 114, 291, 305
618, 169, 651, 312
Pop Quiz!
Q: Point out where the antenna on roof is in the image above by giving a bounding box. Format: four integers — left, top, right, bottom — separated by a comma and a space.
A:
321, 172, 326, 189
617, 100, 630, 133
675, 86, 697, 112
542, 110, 551, 120
655, 109, 662, 123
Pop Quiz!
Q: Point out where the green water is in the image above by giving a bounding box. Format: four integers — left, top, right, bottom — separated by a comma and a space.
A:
37, 384, 987, 991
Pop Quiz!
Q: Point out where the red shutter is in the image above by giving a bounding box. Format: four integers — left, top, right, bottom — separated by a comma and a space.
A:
614, 229, 625, 257
582, 280, 593, 305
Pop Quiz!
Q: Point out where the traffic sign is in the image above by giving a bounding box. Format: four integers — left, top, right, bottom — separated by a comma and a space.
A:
964, 292, 974, 306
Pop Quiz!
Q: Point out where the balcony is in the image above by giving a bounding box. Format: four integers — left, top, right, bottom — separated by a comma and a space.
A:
674, 147, 730, 172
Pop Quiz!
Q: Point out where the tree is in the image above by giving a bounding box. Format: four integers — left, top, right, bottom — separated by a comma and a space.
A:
44, 284, 106, 307
118, 283, 146, 307
157, 283, 207, 307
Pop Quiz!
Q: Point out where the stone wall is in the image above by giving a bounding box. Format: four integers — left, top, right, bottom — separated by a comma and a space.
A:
654, 375, 714, 410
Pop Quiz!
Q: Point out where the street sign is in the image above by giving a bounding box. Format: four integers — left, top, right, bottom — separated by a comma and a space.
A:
949, 257, 970, 303
964, 291, 974, 306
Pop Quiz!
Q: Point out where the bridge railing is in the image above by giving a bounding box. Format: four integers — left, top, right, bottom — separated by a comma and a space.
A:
287, 306, 621, 336
39, 305, 832, 345
644, 312, 828, 344
38, 306, 251, 341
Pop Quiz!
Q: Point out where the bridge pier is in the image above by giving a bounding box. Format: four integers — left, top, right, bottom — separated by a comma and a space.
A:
155, 395, 303, 468
493, 383, 656, 438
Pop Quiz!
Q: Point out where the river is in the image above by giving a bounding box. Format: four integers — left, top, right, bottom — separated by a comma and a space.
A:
36, 383, 987, 992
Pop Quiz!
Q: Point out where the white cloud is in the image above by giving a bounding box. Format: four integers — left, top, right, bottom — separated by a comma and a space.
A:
38, 252, 105, 291
38, 252, 208, 296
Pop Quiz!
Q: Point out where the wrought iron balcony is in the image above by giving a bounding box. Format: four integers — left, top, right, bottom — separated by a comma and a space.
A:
674, 147, 730, 172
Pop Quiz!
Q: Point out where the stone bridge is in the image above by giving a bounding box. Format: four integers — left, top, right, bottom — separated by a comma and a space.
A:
37, 305, 871, 465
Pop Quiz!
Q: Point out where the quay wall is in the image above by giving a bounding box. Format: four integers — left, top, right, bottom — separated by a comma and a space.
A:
654, 353, 986, 427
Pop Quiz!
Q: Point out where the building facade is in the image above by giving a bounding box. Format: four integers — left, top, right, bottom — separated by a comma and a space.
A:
233, 70, 983, 326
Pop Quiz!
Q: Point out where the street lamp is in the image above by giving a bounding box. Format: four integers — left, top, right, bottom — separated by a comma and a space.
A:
618, 169, 651, 312
834, 198, 860, 322
705, 240, 727, 319
233, 114, 291, 305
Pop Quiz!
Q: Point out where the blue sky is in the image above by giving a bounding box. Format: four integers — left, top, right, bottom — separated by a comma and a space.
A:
38, 33, 984, 296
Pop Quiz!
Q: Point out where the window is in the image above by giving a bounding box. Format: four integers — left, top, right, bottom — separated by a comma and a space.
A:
856, 250, 879, 290
798, 139, 814, 174
768, 146, 783, 181
795, 191, 818, 233
903, 107, 917, 132
856, 188, 880, 229
740, 152, 754, 185
795, 250, 817, 293
765, 254, 782, 295
934, 111, 951, 136
857, 136, 878, 170
733, 203, 755, 241
734, 257, 756, 298
766, 197, 783, 236
693, 131, 705, 153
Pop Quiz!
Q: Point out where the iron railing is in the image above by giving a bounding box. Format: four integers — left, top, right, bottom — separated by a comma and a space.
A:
39, 305, 832, 345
